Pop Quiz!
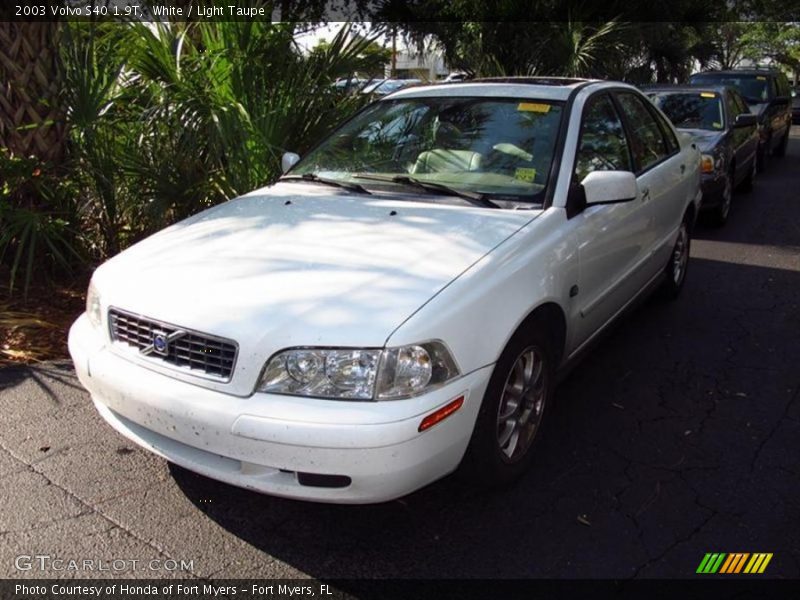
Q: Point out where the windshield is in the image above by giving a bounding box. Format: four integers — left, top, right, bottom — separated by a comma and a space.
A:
649, 92, 725, 131
290, 96, 564, 204
690, 74, 770, 104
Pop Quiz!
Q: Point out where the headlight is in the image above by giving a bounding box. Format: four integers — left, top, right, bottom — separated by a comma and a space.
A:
86, 281, 102, 328
257, 341, 460, 401
700, 153, 722, 174
259, 348, 381, 400
376, 342, 459, 400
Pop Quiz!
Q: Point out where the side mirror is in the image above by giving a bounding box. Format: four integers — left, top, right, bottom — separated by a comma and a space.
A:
581, 170, 637, 206
281, 152, 300, 174
734, 113, 757, 128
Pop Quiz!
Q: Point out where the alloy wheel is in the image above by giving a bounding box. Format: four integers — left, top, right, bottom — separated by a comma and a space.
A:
717, 174, 732, 223
672, 224, 689, 285
496, 346, 547, 463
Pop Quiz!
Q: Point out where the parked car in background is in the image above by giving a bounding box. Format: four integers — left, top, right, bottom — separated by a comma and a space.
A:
361, 78, 421, 97
332, 76, 380, 95
689, 69, 792, 171
646, 85, 758, 226
444, 72, 468, 82
792, 87, 800, 125
69, 78, 700, 504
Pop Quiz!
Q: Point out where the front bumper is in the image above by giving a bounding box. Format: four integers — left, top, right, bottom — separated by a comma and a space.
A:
68, 315, 491, 504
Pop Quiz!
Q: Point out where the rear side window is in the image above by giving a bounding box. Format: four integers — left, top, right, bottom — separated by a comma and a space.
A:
615, 92, 669, 172
574, 94, 632, 181
654, 110, 680, 153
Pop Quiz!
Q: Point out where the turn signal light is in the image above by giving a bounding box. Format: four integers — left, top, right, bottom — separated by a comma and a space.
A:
418, 396, 465, 432
701, 155, 715, 174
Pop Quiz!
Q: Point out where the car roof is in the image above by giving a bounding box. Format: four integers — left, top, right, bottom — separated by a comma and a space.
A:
387, 77, 630, 102
692, 69, 781, 78
644, 84, 733, 96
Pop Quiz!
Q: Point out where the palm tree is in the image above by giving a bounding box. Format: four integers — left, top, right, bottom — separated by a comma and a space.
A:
534, 19, 630, 78
0, 23, 65, 164
57, 20, 381, 256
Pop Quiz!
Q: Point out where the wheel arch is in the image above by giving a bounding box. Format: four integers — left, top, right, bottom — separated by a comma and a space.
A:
502, 301, 568, 368
684, 197, 697, 232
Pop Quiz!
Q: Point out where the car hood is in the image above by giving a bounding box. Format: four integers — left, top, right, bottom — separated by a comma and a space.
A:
95, 182, 539, 391
680, 129, 726, 153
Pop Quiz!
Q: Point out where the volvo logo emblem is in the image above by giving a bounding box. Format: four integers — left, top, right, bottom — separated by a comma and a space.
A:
153, 333, 169, 356
141, 330, 186, 357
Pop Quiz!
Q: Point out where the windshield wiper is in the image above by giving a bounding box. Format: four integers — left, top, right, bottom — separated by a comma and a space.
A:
353, 174, 499, 209
280, 173, 372, 195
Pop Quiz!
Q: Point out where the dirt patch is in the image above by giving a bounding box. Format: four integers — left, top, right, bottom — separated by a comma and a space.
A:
1, 271, 89, 365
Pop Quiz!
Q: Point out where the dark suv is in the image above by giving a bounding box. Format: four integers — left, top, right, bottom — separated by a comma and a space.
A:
689, 69, 793, 171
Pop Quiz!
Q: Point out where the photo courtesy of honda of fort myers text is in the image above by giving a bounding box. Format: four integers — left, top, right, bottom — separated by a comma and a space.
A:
12, 583, 340, 598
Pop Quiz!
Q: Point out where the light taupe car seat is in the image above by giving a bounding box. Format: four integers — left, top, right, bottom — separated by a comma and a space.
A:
411, 121, 483, 174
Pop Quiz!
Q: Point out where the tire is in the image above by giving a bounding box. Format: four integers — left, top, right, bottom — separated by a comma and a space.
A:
773, 129, 789, 158
739, 155, 756, 192
710, 172, 733, 227
460, 321, 554, 487
660, 218, 691, 300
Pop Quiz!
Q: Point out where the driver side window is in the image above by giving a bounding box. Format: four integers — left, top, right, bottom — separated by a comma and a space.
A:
574, 94, 633, 182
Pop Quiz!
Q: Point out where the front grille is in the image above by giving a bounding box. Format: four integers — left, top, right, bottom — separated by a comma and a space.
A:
108, 308, 238, 381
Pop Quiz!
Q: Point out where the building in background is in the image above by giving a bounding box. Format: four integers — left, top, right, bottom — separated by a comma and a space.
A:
391, 45, 448, 81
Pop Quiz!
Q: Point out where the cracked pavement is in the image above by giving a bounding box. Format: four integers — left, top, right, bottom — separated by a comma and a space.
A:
1, 130, 799, 580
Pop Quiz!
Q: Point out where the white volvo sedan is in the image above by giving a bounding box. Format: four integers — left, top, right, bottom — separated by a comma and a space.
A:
69, 78, 701, 503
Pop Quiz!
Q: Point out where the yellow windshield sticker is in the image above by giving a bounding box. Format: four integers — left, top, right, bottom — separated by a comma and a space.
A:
712, 122, 723, 129
756, 76, 766, 80
518, 102, 550, 113
700, 92, 716, 98
515, 167, 537, 182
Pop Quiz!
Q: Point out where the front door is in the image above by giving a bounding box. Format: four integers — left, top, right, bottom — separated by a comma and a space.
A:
566, 93, 655, 350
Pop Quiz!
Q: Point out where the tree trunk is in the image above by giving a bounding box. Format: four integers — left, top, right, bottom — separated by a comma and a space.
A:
0, 22, 65, 164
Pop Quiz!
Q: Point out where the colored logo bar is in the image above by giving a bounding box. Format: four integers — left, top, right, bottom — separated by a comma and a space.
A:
696, 553, 773, 574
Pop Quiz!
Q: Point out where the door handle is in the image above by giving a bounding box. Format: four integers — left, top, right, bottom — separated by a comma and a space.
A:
680, 164, 686, 173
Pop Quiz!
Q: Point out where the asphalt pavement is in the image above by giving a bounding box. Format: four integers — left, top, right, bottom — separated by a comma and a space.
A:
1, 129, 799, 581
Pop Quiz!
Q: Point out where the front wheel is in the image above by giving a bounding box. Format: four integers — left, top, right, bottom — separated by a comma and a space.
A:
460, 324, 554, 487
710, 173, 732, 227
660, 219, 691, 300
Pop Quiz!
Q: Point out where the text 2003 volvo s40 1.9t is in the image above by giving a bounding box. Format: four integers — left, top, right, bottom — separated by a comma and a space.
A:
69, 78, 701, 503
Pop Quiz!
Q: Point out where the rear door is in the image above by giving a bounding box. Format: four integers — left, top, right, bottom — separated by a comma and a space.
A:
613, 90, 686, 271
